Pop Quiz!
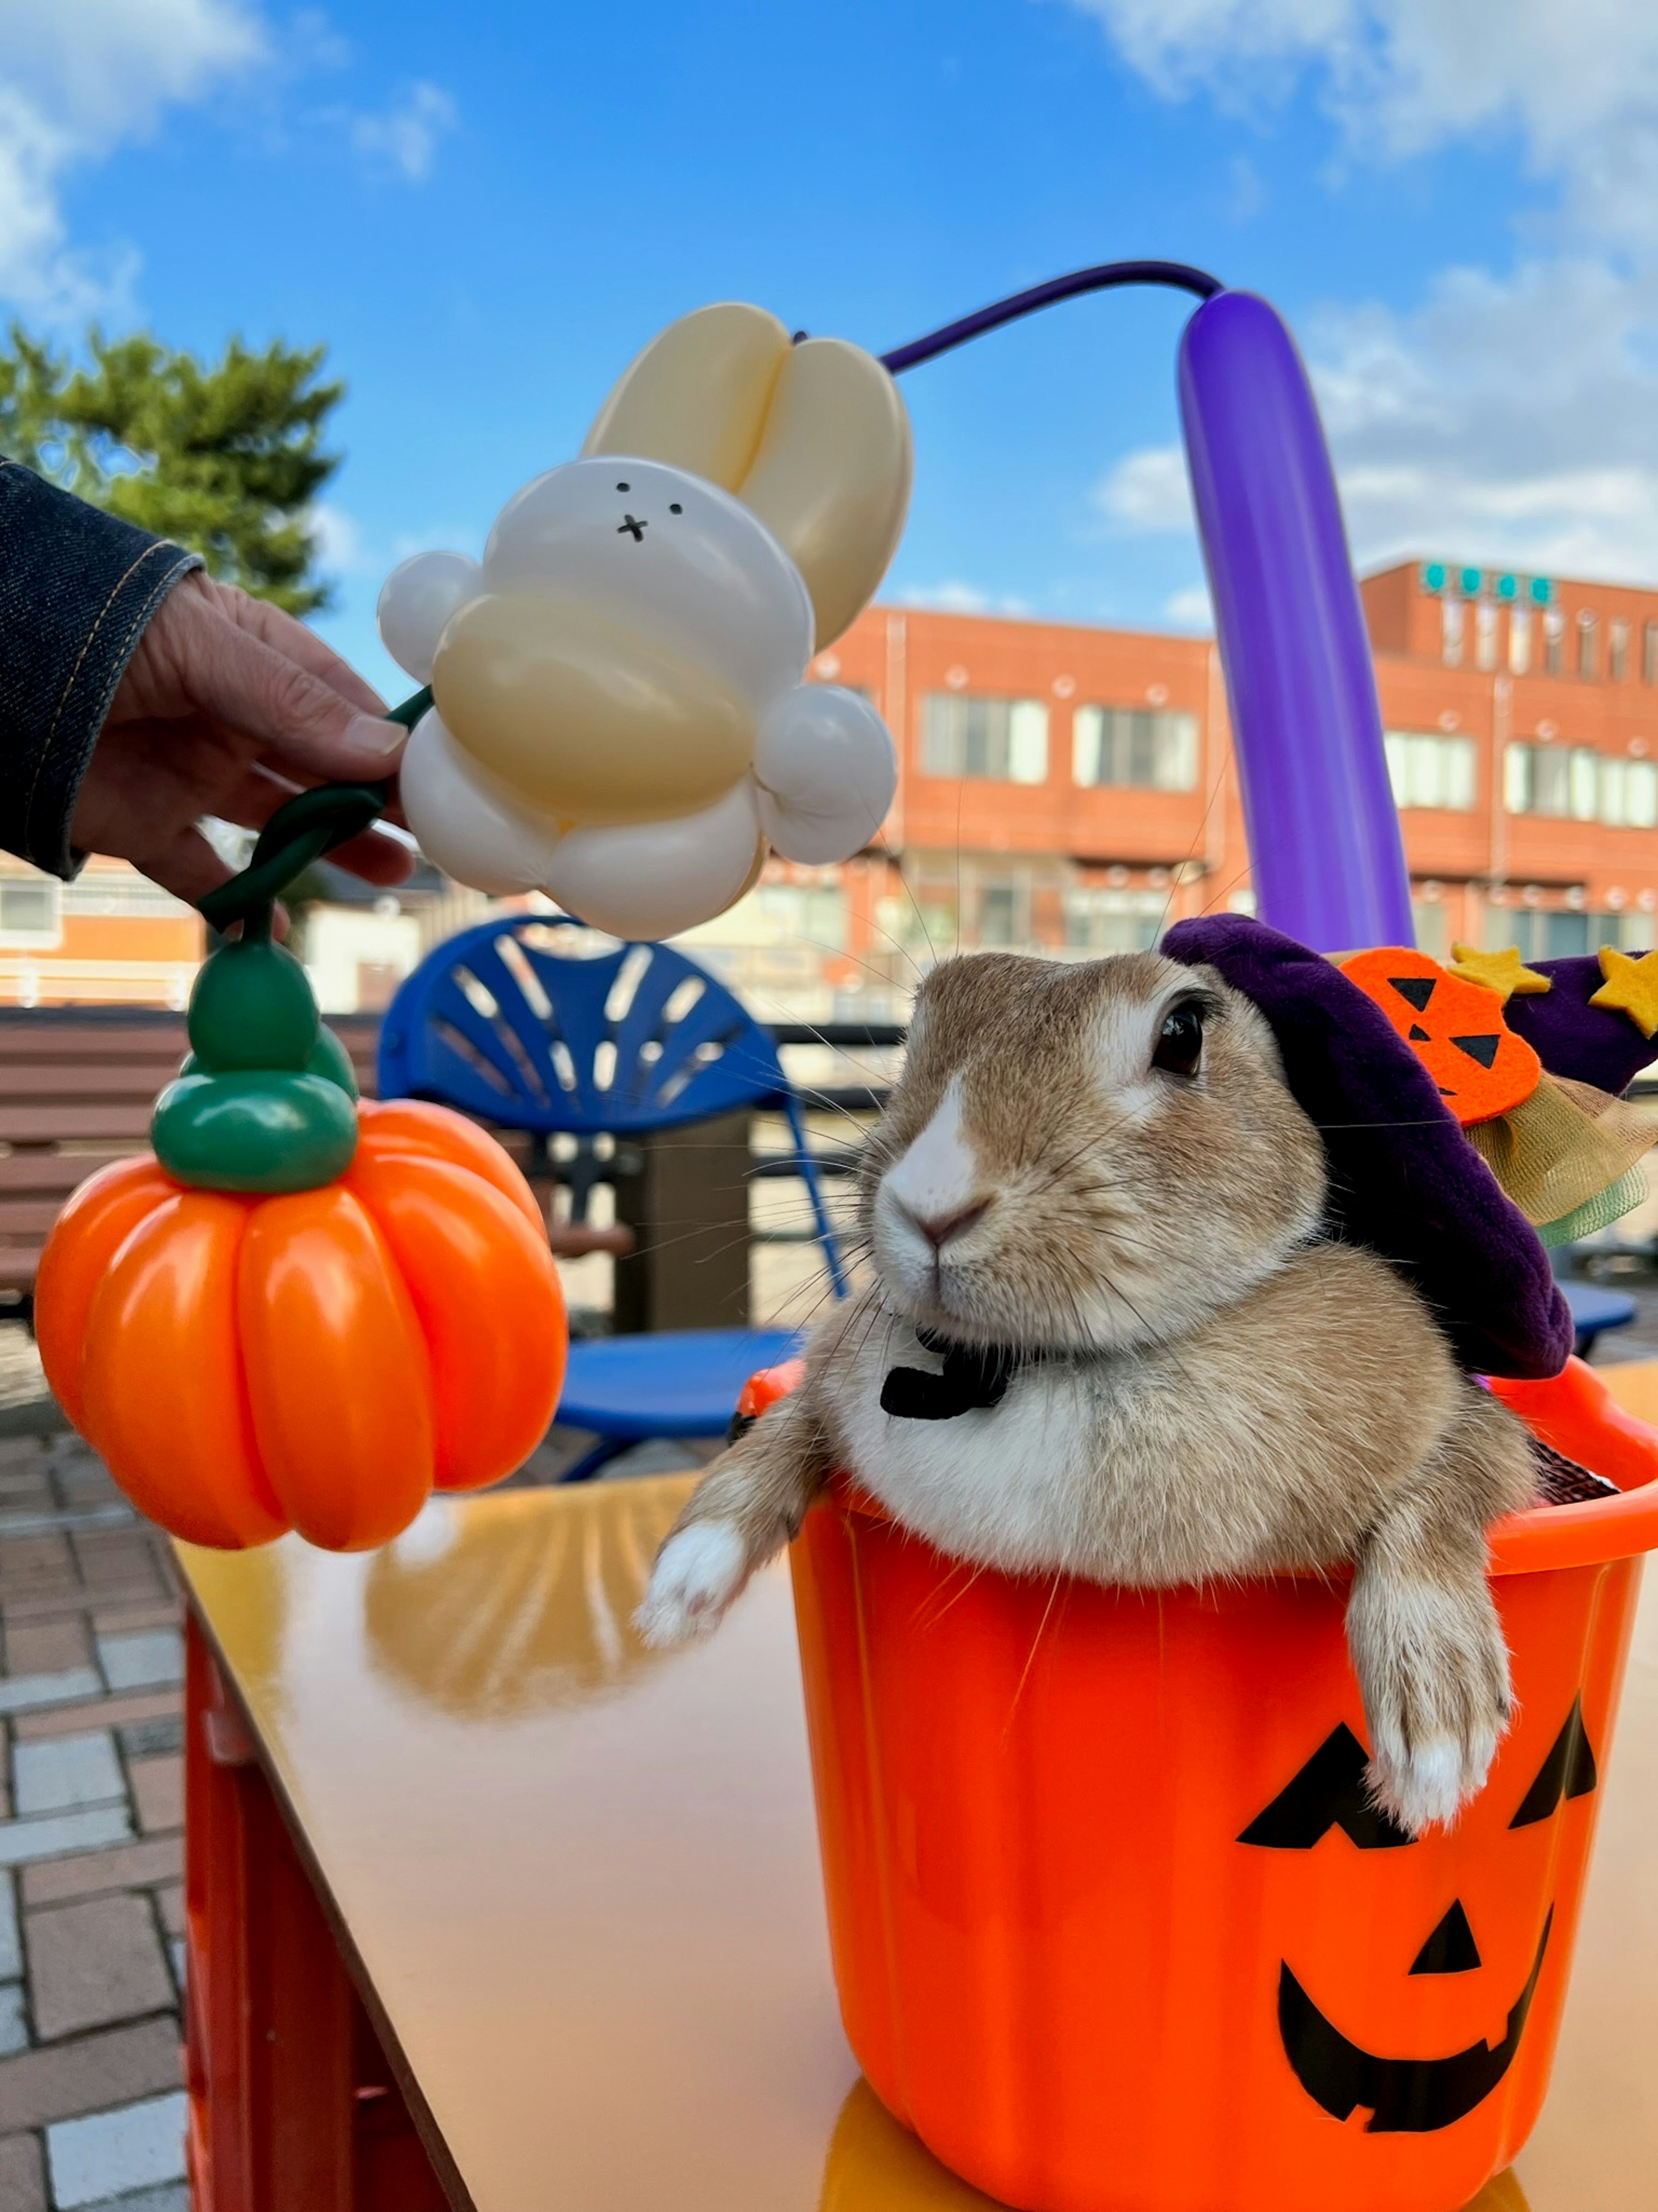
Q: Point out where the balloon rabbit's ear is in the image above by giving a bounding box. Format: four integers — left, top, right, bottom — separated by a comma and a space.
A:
582, 302, 911, 649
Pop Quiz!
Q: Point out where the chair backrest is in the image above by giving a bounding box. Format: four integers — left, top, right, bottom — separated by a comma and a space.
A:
380, 917, 793, 1134
379, 915, 847, 1293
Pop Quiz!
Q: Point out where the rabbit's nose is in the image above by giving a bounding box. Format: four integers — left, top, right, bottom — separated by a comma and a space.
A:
900, 1198, 991, 1252
616, 514, 647, 541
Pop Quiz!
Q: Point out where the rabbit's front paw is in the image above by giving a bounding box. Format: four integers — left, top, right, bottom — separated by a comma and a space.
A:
635, 1520, 751, 1648
1348, 1571, 1513, 1837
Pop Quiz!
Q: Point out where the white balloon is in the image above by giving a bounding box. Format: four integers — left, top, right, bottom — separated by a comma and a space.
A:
399, 711, 562, 896
753, 684, 897, 864
482, 458, 811, 712
377, 552, 482, 683
544, 780, 761, 940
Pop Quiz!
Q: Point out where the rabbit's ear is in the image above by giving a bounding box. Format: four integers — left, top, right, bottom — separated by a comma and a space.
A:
583, 304, 911, 650
581, 302, 791, 490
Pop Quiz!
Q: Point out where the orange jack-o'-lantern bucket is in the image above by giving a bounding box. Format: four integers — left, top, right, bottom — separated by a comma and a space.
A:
788, 1357, 1658, 2212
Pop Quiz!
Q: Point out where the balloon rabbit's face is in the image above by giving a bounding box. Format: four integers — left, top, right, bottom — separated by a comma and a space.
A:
378, 304, 911, 942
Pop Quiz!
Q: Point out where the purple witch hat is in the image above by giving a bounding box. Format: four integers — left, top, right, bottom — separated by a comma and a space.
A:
1158, 916, 1649, 1379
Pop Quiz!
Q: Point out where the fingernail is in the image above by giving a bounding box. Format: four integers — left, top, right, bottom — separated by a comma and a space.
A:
348, 714, 407, 757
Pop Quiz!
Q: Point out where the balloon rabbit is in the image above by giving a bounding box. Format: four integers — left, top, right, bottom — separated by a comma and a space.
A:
378, 305, 912, 941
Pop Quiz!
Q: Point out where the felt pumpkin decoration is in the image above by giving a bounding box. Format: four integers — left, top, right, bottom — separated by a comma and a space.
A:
35, 820, 568, 1555
1339, 948, 1541, 1127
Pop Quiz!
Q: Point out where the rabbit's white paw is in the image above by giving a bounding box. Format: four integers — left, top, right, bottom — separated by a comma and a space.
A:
635, 1521, 750, 1647
1366, 1721, 1502, 1838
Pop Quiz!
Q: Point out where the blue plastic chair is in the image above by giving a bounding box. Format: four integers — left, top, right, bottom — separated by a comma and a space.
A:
378, 915, 846, 1479
1560, 1281, 1637, 1360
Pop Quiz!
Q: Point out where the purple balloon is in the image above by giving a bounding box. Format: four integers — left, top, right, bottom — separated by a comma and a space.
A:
1178, 292, 1413, 951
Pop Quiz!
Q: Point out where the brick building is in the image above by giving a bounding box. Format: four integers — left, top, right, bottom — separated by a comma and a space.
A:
692, 558, 1658, 1019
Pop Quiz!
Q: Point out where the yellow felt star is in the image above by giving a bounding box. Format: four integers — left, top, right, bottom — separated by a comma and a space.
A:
1448, 942, 1553, 1003
1589, 944, 1658, 1039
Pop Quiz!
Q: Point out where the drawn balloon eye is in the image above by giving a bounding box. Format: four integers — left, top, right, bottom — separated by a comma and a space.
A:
615, 481, 630, 492
669, 503, 682, 514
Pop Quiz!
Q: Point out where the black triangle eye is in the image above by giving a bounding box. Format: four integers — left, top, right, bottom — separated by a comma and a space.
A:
1452, 1034, 1501, 1068
1239, 1725, 1415, 1850
1390, 976, 1437, 1011
1510, 1697, 1599, 1828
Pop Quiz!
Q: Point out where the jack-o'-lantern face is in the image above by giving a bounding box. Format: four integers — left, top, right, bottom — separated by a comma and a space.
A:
1241, 1703, 1598, 2132
1340, 947, 1542, 1127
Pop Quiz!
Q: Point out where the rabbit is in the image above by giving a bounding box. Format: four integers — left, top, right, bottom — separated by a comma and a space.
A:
636, 947, 1540, 1837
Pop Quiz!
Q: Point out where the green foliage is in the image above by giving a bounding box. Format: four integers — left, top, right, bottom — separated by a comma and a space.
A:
0, 324, 344, 615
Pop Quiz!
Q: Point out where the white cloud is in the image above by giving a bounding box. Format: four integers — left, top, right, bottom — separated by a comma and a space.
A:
889, 579, 1035, 617
0, 0, 266, 315
1063, 0, 1658, 585
1095, 445, 1192, 532
308, 501, 367, 575
1163, 583, 1213, 628
348, 81, 456, 184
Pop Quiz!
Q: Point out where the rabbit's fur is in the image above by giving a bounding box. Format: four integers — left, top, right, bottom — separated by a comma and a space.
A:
638, 949, 1538, 1834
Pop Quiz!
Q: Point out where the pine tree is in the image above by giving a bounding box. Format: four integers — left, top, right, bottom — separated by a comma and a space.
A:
0, 326, 344, 616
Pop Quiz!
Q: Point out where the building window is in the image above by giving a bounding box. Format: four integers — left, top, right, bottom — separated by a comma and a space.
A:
1475, 601, 1499, 671
920, 693, 1048, 783
1384, 731, 1477, 811
1064, 888, 1166, 954
1646, 623, 1658, 685
1577, 611, 1598, 679
1505, 743, 1658, 828
1509, 606, 1532, 675
1611, 617, 1630, 682
1071, 706, 1199, 792
0, 877, 61, 945
1411, 899, 1450, 961
1488, 908, 1652, 961
1441, 598, 1465, 668
1544, 609, 1565, 674
979, 884, 1020, 946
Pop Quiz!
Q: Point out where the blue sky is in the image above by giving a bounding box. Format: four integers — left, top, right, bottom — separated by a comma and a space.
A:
8, 0, 1658, 703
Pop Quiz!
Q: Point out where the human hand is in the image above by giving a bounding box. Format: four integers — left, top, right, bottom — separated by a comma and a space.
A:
72, 570, 414, 907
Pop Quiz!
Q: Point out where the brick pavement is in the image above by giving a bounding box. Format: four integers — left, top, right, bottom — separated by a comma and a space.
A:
0, 1427, 184, 2212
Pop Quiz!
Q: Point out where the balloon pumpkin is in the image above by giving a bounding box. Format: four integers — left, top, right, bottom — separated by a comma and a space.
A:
36, 825, 568, 1553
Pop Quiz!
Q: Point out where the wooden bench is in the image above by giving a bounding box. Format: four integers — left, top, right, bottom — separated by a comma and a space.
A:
0, 1009, 629, 1313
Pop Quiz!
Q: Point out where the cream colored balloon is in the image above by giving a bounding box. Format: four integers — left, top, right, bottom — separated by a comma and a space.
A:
377, 552, 482, 684
581, 303, 790, 492
433, 592, 754, 827
398, 710, 562, 895
544, 780, 763, 940
754, 683, 897, 863
738, 339, 912, 649
481, 458, 811, 713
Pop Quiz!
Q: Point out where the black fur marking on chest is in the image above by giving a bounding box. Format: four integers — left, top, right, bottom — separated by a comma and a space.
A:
880, 1330, 1050, 1421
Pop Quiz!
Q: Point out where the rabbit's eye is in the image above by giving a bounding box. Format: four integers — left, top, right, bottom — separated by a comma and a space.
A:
1152, 1003, 1204, 1079
669, 503, 683, 514
615, 481, 630, 492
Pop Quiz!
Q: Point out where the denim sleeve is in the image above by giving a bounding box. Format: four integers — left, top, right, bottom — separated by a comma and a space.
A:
0, 459, 202, 878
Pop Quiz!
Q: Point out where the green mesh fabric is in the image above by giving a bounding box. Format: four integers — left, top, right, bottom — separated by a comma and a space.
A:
1538, 1163, 1652, 1249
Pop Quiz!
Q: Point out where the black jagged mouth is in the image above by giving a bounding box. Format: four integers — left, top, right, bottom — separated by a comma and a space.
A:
1278, 1909, 1552, 2134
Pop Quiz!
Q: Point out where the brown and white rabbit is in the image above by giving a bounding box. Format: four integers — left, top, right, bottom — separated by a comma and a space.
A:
636, 949, 1538, 1835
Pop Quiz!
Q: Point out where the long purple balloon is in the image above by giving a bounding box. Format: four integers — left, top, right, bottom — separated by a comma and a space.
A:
1178, 291, 1413, 950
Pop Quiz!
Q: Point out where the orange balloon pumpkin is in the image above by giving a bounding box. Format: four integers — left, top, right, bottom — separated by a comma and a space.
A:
36, 1100, 567, 1552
